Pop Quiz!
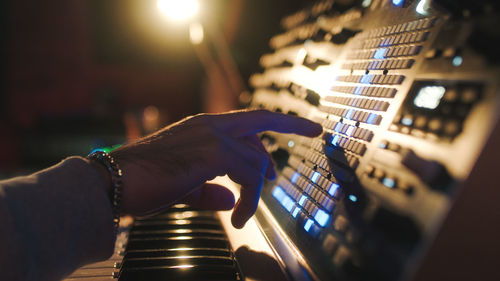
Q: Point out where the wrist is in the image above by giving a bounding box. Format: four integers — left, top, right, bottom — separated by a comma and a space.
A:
89, 159, 113, 196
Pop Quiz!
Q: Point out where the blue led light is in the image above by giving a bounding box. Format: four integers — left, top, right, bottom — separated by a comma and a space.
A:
298, 195, 307, 206
382, 178, 396, 189
314, 209, 330, 227
374, 48, 386, 59
452, 56, 463, 67
392, 0, 404, 7
334, 123, 342, 132
367, 113, 377, 124
345, 109, 354, 120
345, 126, 354, 136
401, 117, 413, 126
331, 135, 340, 146
304, 219, 314, 232
288, 140, 295, 148
311, 172, 320, 183
348, 194, 358, 202
292, 207, 300, 218
354, 86, 362, 95
328, 183, 340, 196
272, 186, 286, 202
291, 173, 299, 183
272, 186, 296, 212
361, 74, 372, 84
282, 197, 295, 212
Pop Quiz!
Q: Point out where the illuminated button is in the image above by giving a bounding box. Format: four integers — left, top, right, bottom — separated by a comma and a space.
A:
382, 177, 396, 189
367, 113, 379, 124
314, 209, 330, 227
298, 195, 307, 206
378, 140, 389, 149
328, 183, 341, 197
373, 48, 386, 59
334, 123, 342, 132
348, 194, 358, 203
345, 109, 354, 120
401, 115, 414, 126
304, 219, 314, 232
311, 172, 321, 183
361, 74, 372, 84
282, 196, 295, 212
292, 206, 301, 218
272, 186, 286, 202
291, 173, 300, 183
331, 135, 341, 146
345, 126, 354, 136
452, 56, 463, 67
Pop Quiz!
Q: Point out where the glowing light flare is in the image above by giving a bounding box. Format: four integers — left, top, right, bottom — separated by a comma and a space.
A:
189, 22, 204, 44
157, 0, 199, 22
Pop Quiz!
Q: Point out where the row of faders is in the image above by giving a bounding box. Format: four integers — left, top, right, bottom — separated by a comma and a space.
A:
249, 0, 499, 281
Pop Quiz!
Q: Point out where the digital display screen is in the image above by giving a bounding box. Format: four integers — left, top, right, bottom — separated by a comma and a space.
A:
413, 85, 446, 109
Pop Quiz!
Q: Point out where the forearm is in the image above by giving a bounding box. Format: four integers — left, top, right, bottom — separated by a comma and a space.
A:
0, 157, 115, 281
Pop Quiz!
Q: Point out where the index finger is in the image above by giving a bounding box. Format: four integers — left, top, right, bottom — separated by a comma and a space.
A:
210, 109, 323, 138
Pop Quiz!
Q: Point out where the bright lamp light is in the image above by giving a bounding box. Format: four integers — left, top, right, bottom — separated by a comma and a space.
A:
157, 0, 199, 22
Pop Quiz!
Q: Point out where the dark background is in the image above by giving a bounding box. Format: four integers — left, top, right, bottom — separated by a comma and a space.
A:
0, 0, 306, 177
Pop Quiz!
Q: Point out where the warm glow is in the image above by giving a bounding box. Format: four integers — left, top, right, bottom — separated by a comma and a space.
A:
157, 0, 199, 22
189, 22, 204, 44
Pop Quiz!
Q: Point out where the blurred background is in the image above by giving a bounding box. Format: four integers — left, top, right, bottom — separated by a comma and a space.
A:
0, 0, 306, 178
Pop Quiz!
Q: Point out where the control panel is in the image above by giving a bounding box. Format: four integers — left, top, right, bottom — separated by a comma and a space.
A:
246, 0, 500, 280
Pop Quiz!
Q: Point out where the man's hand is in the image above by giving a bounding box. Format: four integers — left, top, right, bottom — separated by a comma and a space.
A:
110, 109, 322, 228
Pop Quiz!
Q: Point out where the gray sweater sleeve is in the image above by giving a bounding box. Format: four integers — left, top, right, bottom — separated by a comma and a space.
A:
0, 157, 115, 281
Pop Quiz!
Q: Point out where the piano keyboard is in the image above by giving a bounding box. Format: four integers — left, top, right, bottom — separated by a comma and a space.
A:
64, 205, 243, 281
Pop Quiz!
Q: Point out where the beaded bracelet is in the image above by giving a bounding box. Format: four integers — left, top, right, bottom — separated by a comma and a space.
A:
87, 151, 123, 235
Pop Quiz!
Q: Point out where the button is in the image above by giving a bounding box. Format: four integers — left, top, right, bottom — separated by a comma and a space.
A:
461, 88, 478, 103
322, 234, 339, 255
333, 246, 351, 268
373, 169, 385, 180
444, 120, 460, 136
334, 216, 349, 233
443, 88, 458, 102
413, 116, 427, 128
400, 115, 414, 126
382, 177, 397, 189
314, 209, 331, 227
428, 118, 442, 132
387, 142, 401, 152
378, 140, 389, 149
